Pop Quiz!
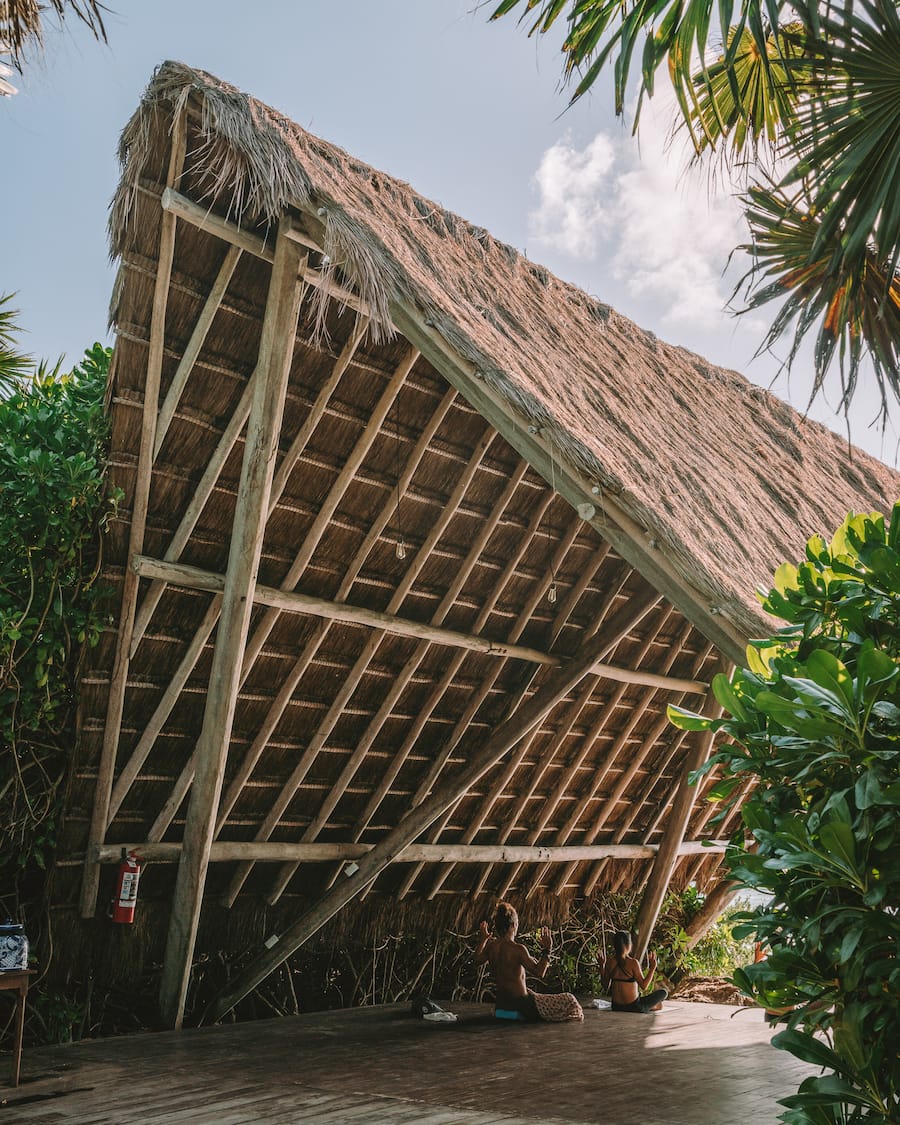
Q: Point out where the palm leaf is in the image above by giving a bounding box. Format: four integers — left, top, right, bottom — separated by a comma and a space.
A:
0, 0, 107, 67
783, 0, 900, 282
737, 185, 900, 420
490, 0, 795, 124
0, 294, 34, 394
688, 23, 813, 157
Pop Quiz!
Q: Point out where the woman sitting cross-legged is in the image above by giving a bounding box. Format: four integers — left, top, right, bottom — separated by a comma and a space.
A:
600, 930, 668, 1013
474, 901, 583, 1022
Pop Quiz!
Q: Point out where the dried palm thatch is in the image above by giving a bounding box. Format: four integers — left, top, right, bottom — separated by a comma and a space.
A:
54, 61, 899, 1026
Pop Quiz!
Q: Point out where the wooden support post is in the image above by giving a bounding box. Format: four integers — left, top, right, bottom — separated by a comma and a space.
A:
684, 878, 741, 950
158, 221, 305, 1029
79, 112, 186, 918
631, 673, 725, 962
202, 586, 662, 1023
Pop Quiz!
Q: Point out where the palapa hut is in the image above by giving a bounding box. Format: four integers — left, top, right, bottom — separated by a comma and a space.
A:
57, 61, 899, 1030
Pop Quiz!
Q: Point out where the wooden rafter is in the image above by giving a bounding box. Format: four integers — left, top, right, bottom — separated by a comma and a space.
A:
549, 626, 710, 896
133, 316, 367, 658
79, 110, 187, 918
331, 487, 552, 898
153, 243, 242, 460
256, 423, 501, 904
202, 584, 663, 1024
209, 385, 459, 838
426, 545, 619, 900
159, 222, 306, 1029
227, 416, 495, 906
393, 517, 588, 901
112, 323, 370, 830
491, 600, 675, 900
265, 458, 533, 901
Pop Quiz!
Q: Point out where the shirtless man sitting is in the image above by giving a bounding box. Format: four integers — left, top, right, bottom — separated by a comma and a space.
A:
474, 901, 582, 1022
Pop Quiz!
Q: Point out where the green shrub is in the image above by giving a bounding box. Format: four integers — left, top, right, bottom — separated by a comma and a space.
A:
0, 341, 117, 904
671, 508, 900, 1123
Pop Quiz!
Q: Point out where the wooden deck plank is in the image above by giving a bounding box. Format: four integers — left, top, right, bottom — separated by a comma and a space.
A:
5, 1001, 815, 1124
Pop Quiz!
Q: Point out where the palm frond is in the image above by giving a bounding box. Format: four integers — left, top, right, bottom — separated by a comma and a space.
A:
737, 185, 900, 422
490, 0, 796, 123
0, 294, 34, 394
0, 0, 107, 67
783, 0, 900, 282
688, 23, 812, 158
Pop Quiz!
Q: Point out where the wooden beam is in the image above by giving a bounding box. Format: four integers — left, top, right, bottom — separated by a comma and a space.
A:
130, 553, 705, 695
493, 599, 673, 900
211, 380, 454, 840
202, 585, 662, 1023
153, 244, 242, 460
159, 223, 306, 1029
385, 299, 749, 666
258, 426, 498, 905
79, 110, 187, 919
684, 879, 741, 950
133, 319, 367, 664
428, 546, 620, 902
160, 188, 368, 315
548, 621, 703, 896
394, 518, 586, 901
631, 673, 726, 962
271, 457, 533, 901
94, 840, 726, 864
134, 551, 553, 663
131, 370, 257, 656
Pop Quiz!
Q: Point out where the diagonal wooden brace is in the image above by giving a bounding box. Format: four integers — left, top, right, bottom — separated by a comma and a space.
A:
202, 585, 662, 1024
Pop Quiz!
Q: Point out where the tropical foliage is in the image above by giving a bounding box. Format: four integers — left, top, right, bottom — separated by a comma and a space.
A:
0, 312, 117, 907
489, 0, 900, 421
0, 0, 106, 67
670, 509, 900, 1122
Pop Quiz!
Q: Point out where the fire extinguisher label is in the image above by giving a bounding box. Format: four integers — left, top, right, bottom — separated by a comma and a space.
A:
119, 870, 139, 903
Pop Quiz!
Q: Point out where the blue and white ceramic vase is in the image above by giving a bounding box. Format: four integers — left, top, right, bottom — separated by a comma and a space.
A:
0, 919, 29, 971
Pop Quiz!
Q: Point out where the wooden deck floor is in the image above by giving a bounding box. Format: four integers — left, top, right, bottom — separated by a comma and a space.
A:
2, 1000, 814, 1124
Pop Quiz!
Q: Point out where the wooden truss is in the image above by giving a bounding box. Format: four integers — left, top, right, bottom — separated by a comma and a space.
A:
79, 151, 737, 1030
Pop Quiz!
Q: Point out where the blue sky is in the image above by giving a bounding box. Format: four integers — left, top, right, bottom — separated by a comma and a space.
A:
2, 1, 895, 461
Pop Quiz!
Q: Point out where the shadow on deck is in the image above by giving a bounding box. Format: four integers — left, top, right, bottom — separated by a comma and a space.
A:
2, 1000, 814, 1124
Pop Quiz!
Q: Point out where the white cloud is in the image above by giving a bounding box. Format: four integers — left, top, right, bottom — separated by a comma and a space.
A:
529, 100, 746, 328
530, 133, 616, 258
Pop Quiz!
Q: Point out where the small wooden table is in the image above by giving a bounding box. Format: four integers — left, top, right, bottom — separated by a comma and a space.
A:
0, 969, 35, 1086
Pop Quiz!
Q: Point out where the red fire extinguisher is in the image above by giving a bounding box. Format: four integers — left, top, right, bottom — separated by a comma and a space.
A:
111, 849, 142, 924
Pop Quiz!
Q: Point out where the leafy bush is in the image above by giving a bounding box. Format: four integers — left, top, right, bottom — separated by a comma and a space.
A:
0, 341, 117, 905
670, 508, 900, 1123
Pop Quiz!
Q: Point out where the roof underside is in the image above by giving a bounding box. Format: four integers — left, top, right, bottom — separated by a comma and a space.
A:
58, 62, 898, 923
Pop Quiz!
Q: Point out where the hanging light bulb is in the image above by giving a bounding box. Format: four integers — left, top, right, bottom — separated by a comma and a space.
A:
396, 537, 407, 561
548, 582, 558, 605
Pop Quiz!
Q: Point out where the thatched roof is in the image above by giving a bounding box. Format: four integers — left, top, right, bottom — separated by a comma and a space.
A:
57, 61, 898, 1025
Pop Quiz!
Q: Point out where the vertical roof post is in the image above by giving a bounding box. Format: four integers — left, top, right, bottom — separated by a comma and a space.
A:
158, 218, 305, 1029
79, 108, 187, 919
632, 662, 727, 962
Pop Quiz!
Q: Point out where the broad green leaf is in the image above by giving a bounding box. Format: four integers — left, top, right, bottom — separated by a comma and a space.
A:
772, 1029, 845, 1072
712, 671, 749, 721
818, 822, 858, 875
854, 771, 883, 811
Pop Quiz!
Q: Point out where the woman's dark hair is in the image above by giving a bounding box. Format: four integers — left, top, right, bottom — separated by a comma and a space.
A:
495, 901, 518, 936
613, 930, 632, 975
